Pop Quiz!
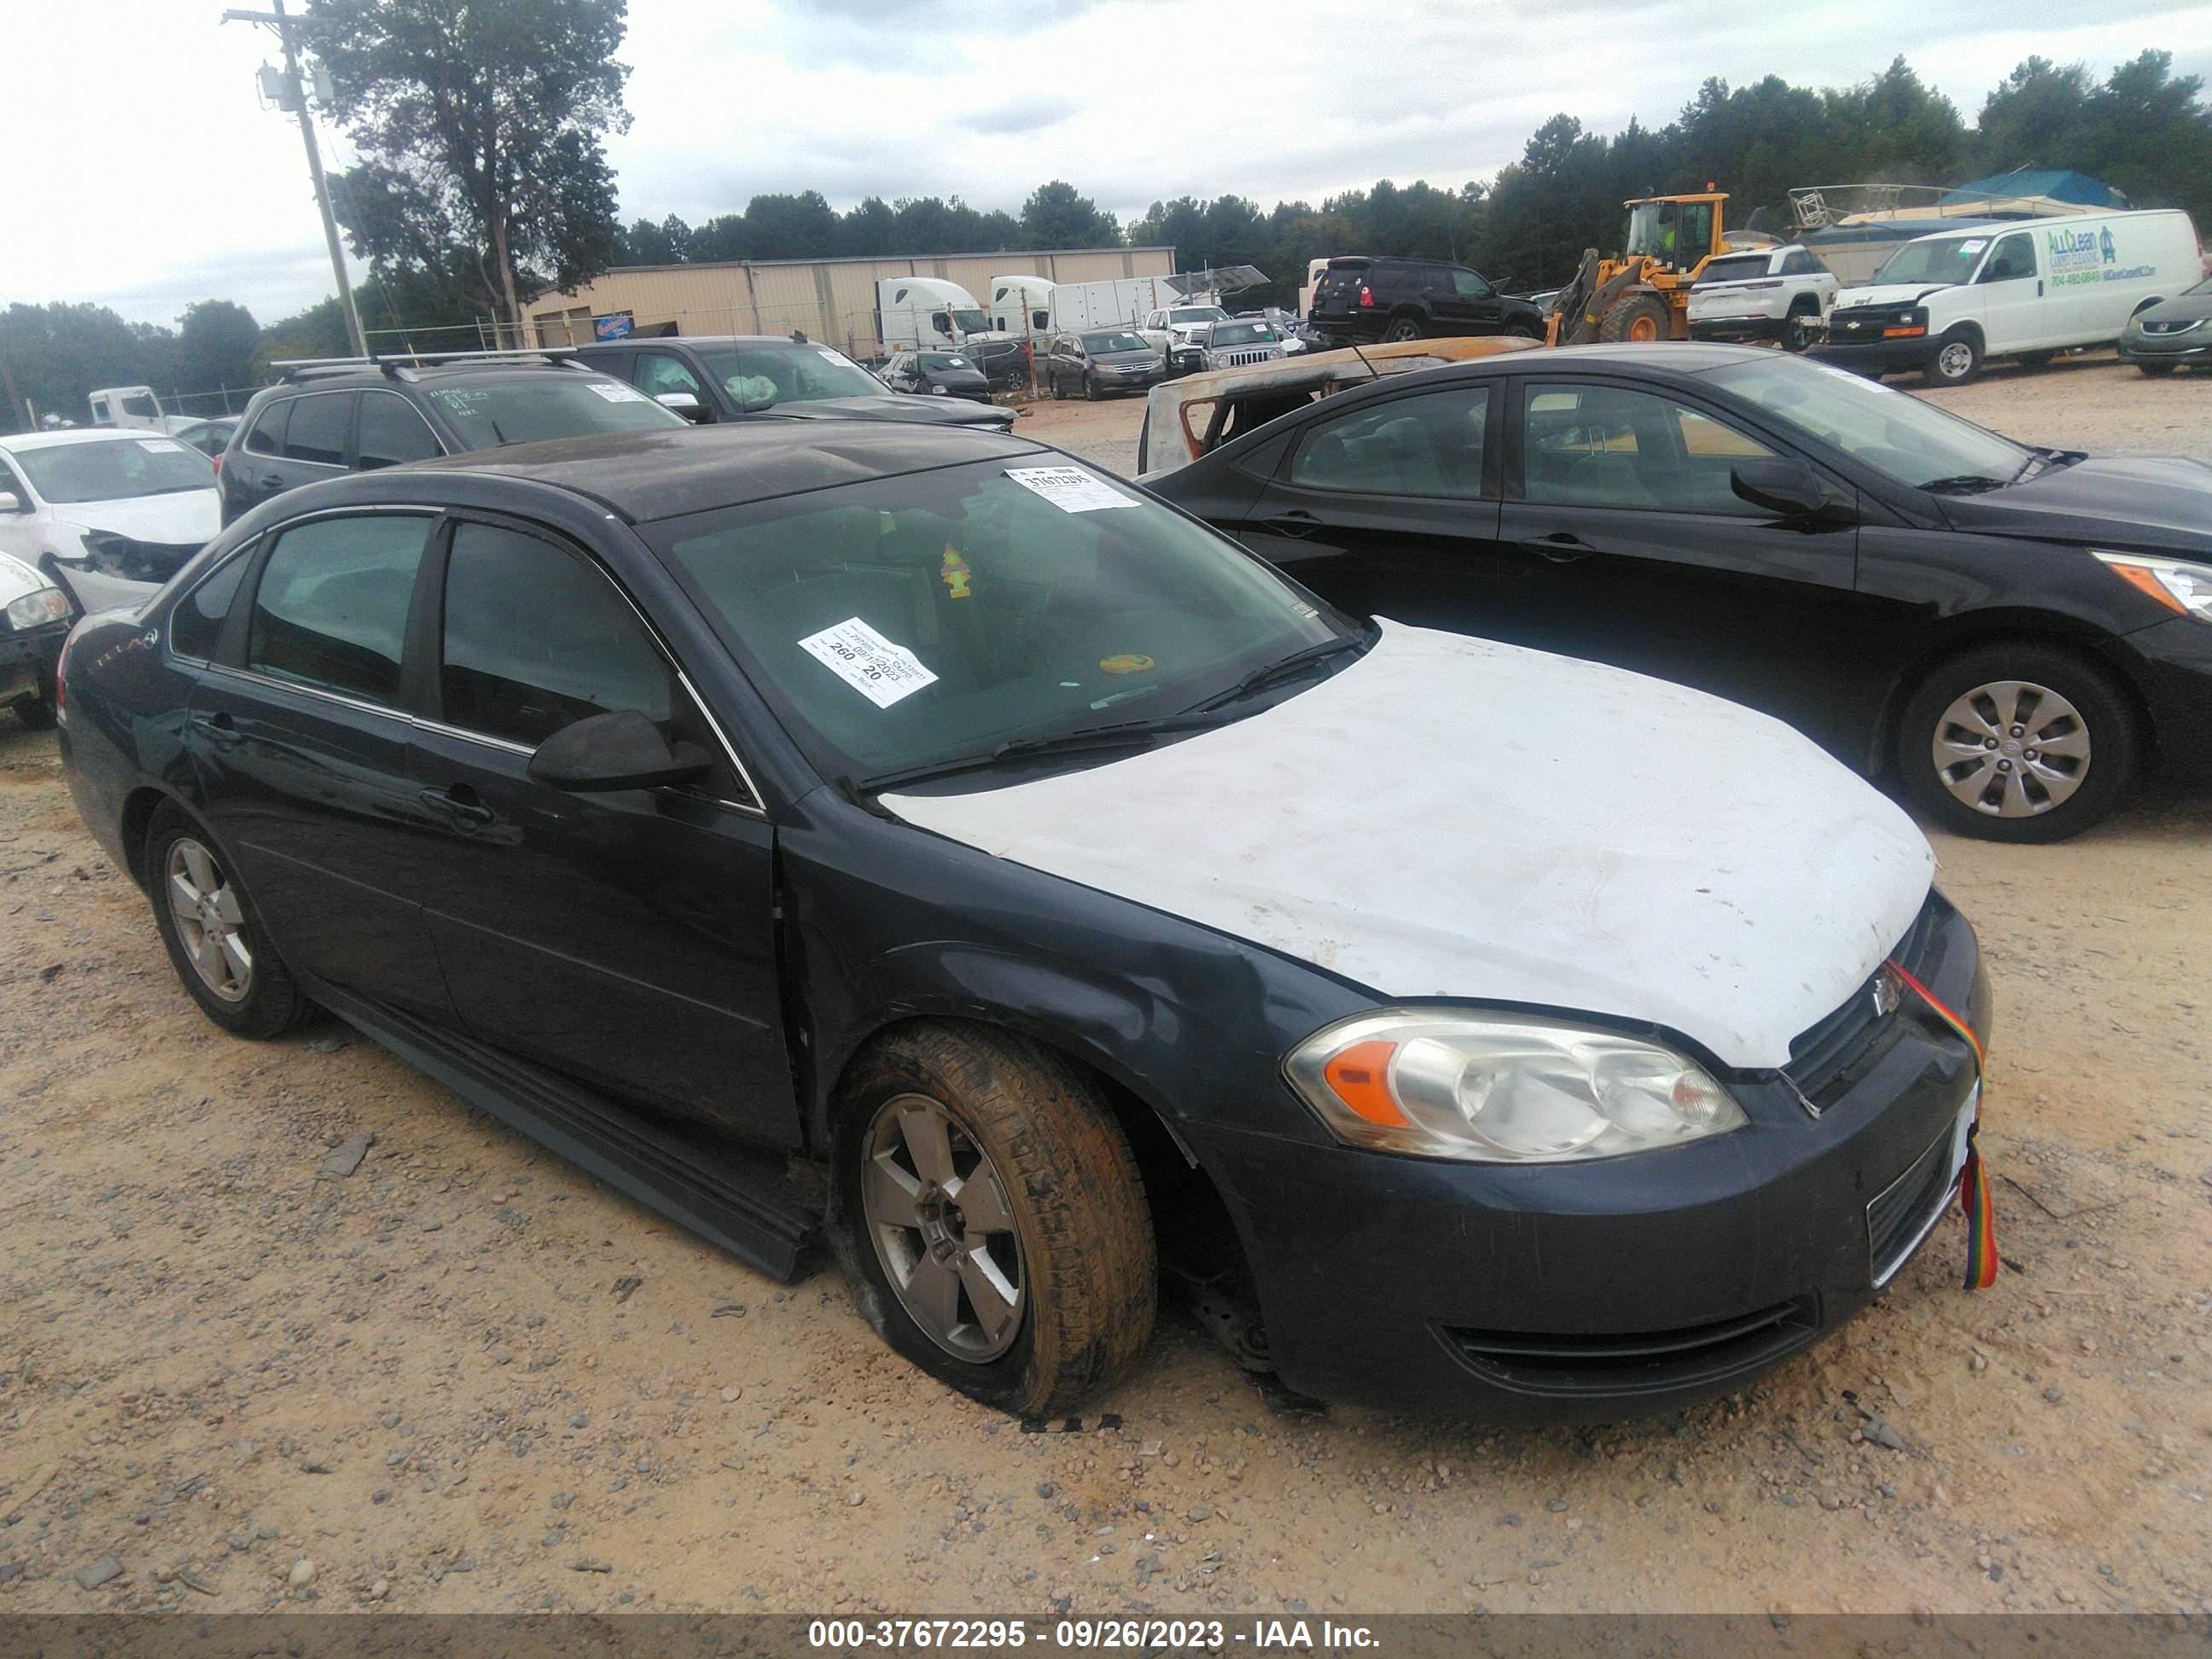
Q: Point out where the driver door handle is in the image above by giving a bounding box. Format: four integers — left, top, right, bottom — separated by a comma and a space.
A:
1261, 509, 1324, 538
1519, 532, 1598, 562
419, 785, 495, 827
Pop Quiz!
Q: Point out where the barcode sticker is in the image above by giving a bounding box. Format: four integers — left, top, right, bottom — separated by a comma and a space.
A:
1004, 465, 1135, 514
797, 617, 939, 709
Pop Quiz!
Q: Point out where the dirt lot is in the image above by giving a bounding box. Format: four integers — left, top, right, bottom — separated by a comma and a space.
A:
2, 352, 2209, 1619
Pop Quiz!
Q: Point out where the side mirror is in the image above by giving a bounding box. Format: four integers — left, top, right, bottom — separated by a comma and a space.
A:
527, 709, 712, 793
0, 491, 24, 514
1732, 458, 1842, 520
655, 391, 709, 422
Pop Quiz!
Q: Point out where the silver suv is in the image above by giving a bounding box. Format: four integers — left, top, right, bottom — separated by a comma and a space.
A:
1196, 318, 1292, 371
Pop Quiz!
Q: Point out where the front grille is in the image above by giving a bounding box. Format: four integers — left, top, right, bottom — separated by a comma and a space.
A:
1446, 1296, 1820, 1398
1829, 307, 1915, 336
1217, 348, 1281, 367
1869, 1116, 1962, 1285
1783, 899, 1941, 1110
2141, 318, 2201, 336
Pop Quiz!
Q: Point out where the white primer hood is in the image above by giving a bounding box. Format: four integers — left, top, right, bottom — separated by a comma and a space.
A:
888, 623, 1935, 1069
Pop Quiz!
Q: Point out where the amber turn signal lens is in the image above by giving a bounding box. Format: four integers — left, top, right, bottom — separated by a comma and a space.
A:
1322, 1039, 1410, 1127
2105, 561, 2190, 613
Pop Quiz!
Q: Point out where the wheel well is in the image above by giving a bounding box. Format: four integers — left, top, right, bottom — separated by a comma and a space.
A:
117, 787, 176, 891
830, 1015, 1259, 1311
2132, 295, 2163, 316
1787, 292, 1820, 314
1871, 625, 2154, 777
1938, 320, 1985, 349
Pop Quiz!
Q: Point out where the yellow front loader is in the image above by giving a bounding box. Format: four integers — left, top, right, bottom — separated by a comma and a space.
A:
1547, 191, 1732, 346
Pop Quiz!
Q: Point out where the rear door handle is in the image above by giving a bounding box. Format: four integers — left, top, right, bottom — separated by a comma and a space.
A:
418, 785, 495, 827
1519, 533, 1598, 562
1260, 510, 1324, 538
189, 711, 242, 749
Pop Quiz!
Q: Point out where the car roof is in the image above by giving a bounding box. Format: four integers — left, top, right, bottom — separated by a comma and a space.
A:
0, 427, 169, 453
575, 335, 841, 350
409, 418, 1049, 523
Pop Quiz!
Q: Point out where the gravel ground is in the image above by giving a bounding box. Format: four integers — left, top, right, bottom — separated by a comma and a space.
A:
1, 352, 2208, 1618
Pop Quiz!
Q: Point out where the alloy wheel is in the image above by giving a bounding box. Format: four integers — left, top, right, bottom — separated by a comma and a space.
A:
166, 836, 253, 1002
1931, 678, 2092, 818
861, 1093, 1025, 1361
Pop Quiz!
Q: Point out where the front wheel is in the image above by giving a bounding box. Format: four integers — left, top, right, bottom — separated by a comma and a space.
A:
1923, 330, 1982, 387
2138, 360, 2177, 377
1083, 372, 1098, 402
1598, 293, 1673, 344
1896, 644, 2136, 842
830, 1022, 1156, 1416
143, 803, 314, 1035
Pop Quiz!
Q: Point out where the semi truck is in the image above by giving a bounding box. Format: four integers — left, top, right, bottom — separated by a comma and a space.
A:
873, 277, 1027, 387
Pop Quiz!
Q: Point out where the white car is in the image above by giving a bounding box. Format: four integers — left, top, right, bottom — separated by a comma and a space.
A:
0, 429, 220, 617
1688, 244, 1838, 352
1138, 305, 1231, 375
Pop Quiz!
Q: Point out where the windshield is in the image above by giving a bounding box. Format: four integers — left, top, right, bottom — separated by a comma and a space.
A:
1082, 331, 1148, 354
1169, 307, 1227, 325
1703, 354, 2030, 491
1208, 322, 1278, 346
1871, 235, 1989, 287
919, 353, 975, 372
1697, 254, 1772, 286
699, 342, 889, 410
649, 457, 1351, 781
428, 376, 684, 450
952, 308, 990, 335
1624, 200, 1712, 265
11, 435, 213, 504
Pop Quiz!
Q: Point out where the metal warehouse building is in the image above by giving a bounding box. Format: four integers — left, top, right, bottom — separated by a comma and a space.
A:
533, 246, 1179, 359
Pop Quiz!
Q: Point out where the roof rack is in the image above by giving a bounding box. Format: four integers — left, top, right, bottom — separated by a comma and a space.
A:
269, 347, 582, 384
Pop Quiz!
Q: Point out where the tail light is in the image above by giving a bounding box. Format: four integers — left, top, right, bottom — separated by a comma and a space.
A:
1358, 284, 1375, 309
211, 451, 223, 475
1744, 280, 1782, 289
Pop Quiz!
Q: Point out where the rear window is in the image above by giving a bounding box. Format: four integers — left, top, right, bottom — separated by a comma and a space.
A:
1697, 254, 1774, 285
425, 375, 684, 451
281, 393, 352, 466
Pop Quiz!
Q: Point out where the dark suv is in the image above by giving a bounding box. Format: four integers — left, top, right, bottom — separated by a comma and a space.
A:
218, 352, 684, 526
572, 336, 1014, 433
1309, 257, 1545, 345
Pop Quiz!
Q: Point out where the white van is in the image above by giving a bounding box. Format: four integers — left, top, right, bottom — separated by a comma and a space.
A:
1818, 208, 2200, 386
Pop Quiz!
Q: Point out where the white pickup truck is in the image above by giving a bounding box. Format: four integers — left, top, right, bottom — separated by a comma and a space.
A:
1137, 304, 1231, 376
1686, 245, 1837, 352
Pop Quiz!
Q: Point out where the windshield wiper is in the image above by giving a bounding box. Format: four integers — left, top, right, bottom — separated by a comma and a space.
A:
853, 713, 1229, 795
1918, 473, 2009, 496
1190, 633, 1371, 713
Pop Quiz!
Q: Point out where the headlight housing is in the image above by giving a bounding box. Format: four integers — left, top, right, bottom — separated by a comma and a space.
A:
930, 383, 949, 394
5, 585, 73, 632
2094, 551, 2212, 622
1284, 1009, 1746, 1163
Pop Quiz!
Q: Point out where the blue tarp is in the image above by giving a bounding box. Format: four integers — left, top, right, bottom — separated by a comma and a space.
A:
1942, 170, 2130, 208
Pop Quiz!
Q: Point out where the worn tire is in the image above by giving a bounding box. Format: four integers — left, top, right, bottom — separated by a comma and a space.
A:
143, 802, 314, 1038
1382, 312, 1424, 343
13, 694, 56, 731
1922, 329, 1982, 387
1896, 643, 2137, 843
830, 1021, 1156, 1417
1598, 293, 1672, 344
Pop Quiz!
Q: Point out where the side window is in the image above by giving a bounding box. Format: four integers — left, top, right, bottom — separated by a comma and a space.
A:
169, 553, 251, 660
1033, 309, 1050, 330
1522, 384, 1776, 515
439, 521, 676, 749
281, 393, 352, 467
1452, 269, 1489, 299
1288, 387, 1491, 499
636, 352, 704, 399
244, 399, 290, 457
1982, 235, 2036, 283
356, 393, 441, 470
246, 514, 434, 702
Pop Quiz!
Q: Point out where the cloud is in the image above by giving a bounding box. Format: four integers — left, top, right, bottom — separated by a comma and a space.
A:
956, 96, 1071, 137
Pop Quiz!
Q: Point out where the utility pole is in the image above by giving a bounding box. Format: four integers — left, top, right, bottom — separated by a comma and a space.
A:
223, 0, 367, 358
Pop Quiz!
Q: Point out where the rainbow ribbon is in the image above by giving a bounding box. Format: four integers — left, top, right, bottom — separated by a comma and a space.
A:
1886, 958, 2000, 1290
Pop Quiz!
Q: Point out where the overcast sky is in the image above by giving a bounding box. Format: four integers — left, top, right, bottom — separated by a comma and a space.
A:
7, 0, 2209, 330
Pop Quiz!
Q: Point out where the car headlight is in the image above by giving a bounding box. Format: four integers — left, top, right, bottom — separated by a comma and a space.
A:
5, 585, 73, 631
2094, 551, 2212, 621
931, 384, 949, 394
1284, 1009, 1746, 1163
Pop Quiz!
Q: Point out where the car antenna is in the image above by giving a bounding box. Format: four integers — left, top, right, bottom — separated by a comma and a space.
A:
1347, 340, 1382, 381
791, 329, 809, 344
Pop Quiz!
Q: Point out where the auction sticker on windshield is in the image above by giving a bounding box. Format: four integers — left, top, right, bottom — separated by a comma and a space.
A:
1005, 465, 1137, 513
798, 617, 940, 709
586, 382, 648, 402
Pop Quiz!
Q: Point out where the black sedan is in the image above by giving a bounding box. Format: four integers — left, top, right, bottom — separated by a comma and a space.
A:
58, 421, 1989, 1421
1147, 342, 2212, 841
882, 349, 993, 402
